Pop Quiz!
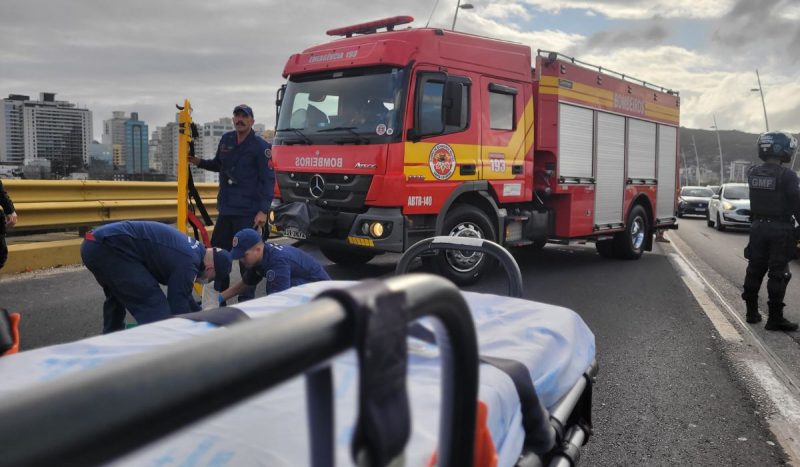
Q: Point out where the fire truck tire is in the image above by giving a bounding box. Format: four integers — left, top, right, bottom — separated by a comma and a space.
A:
613, 205, 648, 260
595, 239, 615, 258
435, 205, 497, 285
319, 245, 375, 266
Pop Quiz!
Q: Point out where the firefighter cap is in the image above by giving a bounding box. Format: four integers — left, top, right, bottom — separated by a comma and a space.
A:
230, 228, 263, 260
233, 104, 254, 118
211, 248, 233, 289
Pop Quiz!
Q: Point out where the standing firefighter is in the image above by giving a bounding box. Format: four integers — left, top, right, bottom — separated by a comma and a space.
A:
742, 131, 800, 331
188, 104, 275, 303
0, 178, 18, 270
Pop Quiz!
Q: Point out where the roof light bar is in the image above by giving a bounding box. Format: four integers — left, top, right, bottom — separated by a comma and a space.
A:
326, 16, 414, 37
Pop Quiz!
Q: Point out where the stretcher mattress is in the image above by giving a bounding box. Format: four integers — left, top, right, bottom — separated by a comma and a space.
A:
0, 281, 595, 466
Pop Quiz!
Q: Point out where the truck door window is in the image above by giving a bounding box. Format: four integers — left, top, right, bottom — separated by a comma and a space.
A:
488, 83, 517, 131
420, 81, 445, 135
415, 73, 470, 138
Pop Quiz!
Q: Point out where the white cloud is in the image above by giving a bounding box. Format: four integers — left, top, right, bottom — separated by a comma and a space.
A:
518, 0, 735, 19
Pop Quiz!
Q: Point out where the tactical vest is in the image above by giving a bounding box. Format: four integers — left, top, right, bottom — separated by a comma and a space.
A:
748, 163, 787, 218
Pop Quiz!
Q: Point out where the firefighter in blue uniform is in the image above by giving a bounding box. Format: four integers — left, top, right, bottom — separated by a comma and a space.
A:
81, 221, 233, 333
220, 228, 330, 301
742, 131, 800, 331
188, 104, 274, 303
0, 178, 18, 270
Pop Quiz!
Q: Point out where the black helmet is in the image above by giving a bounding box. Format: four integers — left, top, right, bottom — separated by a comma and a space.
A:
757, 131, 798, 162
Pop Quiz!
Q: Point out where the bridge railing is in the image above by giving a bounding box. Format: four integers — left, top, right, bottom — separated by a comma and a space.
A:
0, 180, 219, 275
3, 180, 218, 232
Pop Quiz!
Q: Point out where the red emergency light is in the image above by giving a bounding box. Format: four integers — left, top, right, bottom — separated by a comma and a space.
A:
326, 16, 414, 37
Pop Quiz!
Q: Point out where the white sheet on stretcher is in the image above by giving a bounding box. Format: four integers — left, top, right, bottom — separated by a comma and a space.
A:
0, 281, 595, 467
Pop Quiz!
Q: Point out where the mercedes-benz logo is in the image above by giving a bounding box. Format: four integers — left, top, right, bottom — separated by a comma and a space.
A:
309, 174, 326, 199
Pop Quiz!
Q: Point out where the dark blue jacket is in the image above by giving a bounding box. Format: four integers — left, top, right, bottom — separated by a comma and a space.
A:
92, 221, 204, 314
198, 130, 274, 217
242, 243, 330, 295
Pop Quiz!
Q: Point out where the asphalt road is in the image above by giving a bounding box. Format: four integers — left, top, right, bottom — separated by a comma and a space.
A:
0, 234, 791, 465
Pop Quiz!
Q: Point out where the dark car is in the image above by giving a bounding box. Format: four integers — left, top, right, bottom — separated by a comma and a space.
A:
676, 186, 714, 218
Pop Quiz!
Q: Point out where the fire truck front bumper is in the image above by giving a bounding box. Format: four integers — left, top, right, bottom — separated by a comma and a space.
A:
272, 202, 405, 253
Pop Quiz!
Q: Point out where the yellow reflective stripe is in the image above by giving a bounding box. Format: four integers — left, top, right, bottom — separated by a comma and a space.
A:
347, 236, 374, 247
403, 97, 535, 180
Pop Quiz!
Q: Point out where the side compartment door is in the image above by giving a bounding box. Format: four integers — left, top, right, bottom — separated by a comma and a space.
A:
594, 112, 625, 227
656, 125, 678, 219
558, 104, 594, 181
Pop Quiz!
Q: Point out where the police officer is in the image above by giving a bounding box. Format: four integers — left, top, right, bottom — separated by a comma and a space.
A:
0, 178, 18, 270
81, 221, 233, 333
188, 104, 275, 303
742, 131, 800, 331
220, 228, 330, 301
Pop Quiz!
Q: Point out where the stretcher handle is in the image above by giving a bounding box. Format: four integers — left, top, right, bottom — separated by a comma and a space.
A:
0, 274, 479, 467
396, 236, 524, 298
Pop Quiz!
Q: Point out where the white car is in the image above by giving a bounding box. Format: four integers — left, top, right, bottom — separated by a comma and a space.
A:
707, 183, 750, 231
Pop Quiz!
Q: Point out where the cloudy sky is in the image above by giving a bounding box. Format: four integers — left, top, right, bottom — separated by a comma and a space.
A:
1, 0, 798, 140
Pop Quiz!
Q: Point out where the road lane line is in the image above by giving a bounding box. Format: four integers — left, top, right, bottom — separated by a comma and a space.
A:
680, 275, 742, 343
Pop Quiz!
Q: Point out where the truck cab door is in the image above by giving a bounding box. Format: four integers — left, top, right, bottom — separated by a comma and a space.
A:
405, 71, 476, 188
479, 77, 527, 202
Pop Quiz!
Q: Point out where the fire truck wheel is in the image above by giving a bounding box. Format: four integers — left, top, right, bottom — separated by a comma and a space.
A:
595, 239, 615, 258
436, 205, 497, 285
614, 205, 648, 260
319, 245, 375, 266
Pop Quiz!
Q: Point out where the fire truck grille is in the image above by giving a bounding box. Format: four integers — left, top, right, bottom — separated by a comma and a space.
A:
277, 172, 373, 210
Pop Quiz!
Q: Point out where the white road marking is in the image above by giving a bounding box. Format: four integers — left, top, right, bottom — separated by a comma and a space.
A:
668, 235, 800, 463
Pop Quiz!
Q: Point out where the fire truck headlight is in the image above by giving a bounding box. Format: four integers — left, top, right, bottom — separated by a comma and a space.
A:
369, 222, 385, 238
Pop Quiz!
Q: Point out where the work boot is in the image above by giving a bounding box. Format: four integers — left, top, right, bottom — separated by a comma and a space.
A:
765, 303, 799, 332
745, 299, 762, 324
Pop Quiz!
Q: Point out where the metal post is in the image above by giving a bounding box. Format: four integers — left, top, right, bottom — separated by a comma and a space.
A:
755, 69, 769, 132
452, 0, 462, 30
691, 135, 701, 184
176, 99, 192, 233
712, 114, 724, 183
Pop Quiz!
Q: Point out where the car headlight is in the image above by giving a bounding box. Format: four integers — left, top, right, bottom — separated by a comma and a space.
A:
679, 198, 686, 206
722, 201, 735, 211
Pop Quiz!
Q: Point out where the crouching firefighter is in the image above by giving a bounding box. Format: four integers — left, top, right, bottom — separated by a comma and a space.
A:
219, 228, 330, 302
742, 131, 800, 331
81, 221, 233, 333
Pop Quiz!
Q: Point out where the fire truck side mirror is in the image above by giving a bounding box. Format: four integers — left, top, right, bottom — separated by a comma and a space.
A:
443, 81, 464, 127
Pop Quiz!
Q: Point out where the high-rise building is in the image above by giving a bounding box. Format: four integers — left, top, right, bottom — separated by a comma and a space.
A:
103, 111, 148, 176
192, 117, 234, 184
89, 141, 113, 179
148, 128, 162, 173
153, 118, 180, 181
0, 93, 92, 178
125, 112, 148, 178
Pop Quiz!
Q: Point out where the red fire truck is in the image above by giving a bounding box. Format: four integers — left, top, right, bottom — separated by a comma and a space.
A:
271, 16, 680, 285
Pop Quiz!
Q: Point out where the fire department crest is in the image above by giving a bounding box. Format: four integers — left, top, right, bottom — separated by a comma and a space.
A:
429, 143, 456, 180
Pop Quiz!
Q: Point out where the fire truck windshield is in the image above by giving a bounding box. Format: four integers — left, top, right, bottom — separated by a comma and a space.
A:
276, 66, 407, 145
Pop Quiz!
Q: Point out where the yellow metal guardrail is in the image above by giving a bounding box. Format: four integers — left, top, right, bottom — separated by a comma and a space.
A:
3, 180, 218, 231
1, 180, 219, 276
